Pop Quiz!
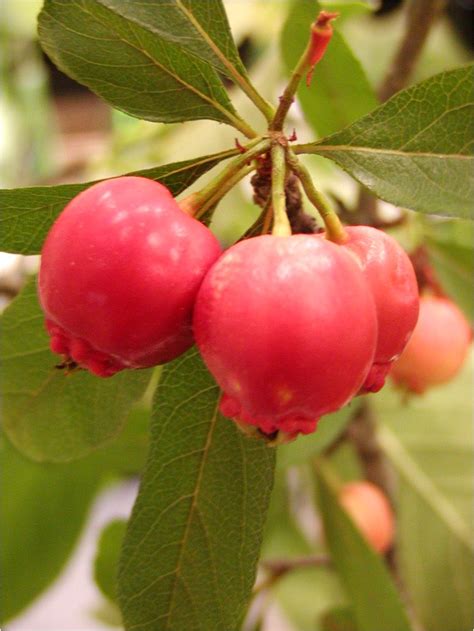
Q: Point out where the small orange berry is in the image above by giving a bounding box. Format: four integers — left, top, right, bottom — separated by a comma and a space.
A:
391, 295, 471, 393
339, 481, 394, 554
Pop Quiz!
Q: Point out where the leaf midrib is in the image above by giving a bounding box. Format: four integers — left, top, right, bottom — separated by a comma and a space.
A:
175, 0, 248, 88
305, 144, 473, 161
164, 400, 221, 630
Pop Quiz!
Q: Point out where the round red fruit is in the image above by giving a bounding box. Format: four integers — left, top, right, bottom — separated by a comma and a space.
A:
390, 295, 471, 393
339, 481, 394, 553
193, 234, 378, 439
39, 176, 221, 377
342, 226, 419, 392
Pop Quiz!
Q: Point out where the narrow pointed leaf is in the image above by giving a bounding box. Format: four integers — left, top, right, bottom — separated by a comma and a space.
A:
0, 150, 236, 254
300, 65, 474, 218
38, 0, 240, 126
118, 349, 275, 631
1, 278, 151, 462
315, 459, 413, 631
97, 0, 248, 78
375, 363, 473, 631
281, 0, 377, 137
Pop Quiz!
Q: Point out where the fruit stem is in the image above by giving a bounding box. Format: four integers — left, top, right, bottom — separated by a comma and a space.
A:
271, 143, 292, 236
180, 138, 270, 218
270, 41, 312, 132
270, 11, 338, 131
286, 151, 348, 243
195, 163, 255, 219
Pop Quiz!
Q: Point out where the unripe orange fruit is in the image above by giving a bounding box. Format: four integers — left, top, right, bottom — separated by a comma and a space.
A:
390, 295, 471, 393
338, 481, 394, 553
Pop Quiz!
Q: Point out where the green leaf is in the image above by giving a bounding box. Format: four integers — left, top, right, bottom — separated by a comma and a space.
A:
38, 0, 242, 127
118, 349, 275, 631
315, 459, 413, 631
0, 150, 236, 254
262, 470, 313, 560
375, 360, 473, 631
1, 393, 156, 623
282, 0, 377, 138
94, 519, 127, 603
423, 219, 474, 318
321, 606, 358, 631
96, 0, 247, 79
97, 403, 151, 477
320, 0, 374, 19
273, 567, 346, 631
277, 406, 352, 468
1, 278, 151, 462
0, 435, 101, 622
301, 65, 474, 218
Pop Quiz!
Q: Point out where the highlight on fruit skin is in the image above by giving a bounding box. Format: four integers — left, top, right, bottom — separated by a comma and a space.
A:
194, 233, 378, 441
390, 294, 472, 393
342, 226, 419, 394
38, 176, 222, 377
338, 480, 394, 554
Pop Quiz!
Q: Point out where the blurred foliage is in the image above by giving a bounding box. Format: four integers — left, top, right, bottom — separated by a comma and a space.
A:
1, 0, 472, 629
94, 519, 127, 604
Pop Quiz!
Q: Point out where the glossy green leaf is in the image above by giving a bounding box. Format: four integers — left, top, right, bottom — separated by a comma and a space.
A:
277, 406, 353, 468
96, 0, 247, 78
1, 278, 151, 462
118, 349, 275, 631
315, 459, 413, 631
0, 149, 236, 254
0, 435, 101, 622
281, 0, 377, 137
94, 520, 127, 603
38, 0, 243, 128
301, 65, 474, 217
375, 360, 473, 631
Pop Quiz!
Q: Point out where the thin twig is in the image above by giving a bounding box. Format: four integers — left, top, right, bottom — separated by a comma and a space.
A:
378, 0, 447, 102
254, 555, 331, 595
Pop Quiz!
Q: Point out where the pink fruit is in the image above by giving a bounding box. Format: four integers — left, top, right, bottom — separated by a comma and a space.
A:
39, 176, 221, 377
193, 234, 378, 438
342, 226, 419, 392
391, 295, 471, 393
339, 481, 394, 554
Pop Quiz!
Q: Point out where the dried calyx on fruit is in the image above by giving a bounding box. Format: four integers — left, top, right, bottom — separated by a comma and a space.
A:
193, 234, 378, 443
342, 226, 419, 393
391, 294, 472, 393
39, 176, 221, 377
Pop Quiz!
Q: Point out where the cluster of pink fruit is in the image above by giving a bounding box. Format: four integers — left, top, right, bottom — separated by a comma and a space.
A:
38, 176, 468, 442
